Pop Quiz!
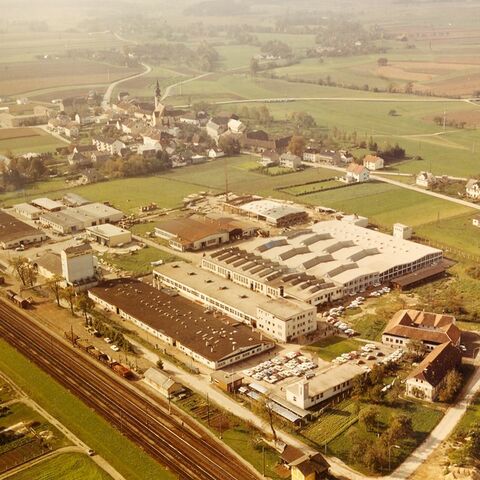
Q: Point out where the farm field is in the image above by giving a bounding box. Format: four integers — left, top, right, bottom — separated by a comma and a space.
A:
7, 453, 112, 480
0, 59, 140, 97
0, 341, 176, 480
0, 128, 66, 155
279, 179, 343, 196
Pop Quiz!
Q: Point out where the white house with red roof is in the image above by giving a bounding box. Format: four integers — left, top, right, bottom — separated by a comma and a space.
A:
344, 163, 370, 183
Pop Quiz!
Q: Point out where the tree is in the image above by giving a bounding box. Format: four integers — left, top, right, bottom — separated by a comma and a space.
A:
75, 292, 95, 324
61, 286, 76, 316
47, 274, 63, 306
253, 394, 277, 443
437, 369, 463, 403
377, 57, 388, 66
250, 58, 260, 77
406, 339, 426, 362
9, 256, 36, 287
287, 135, 306, 157
383, 414, 413, 445
359, 406, 380, 432
289, 111, 316, 129
218, 135, 240, 156
156, 359, 164, 370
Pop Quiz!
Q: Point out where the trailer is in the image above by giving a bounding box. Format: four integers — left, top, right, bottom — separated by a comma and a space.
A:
110, 362, 132, 379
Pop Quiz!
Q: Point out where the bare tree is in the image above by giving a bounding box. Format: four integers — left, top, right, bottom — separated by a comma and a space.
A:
254, 394, 277, 443
47, 274, 63, 306
9, 256, 37, 287
61, 286, 76, 316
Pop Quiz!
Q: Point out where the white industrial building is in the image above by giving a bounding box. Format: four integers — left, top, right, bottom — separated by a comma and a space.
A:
286, 364, 365, 409
60, 243, 96, 285
153, 262, 317, 342
86, 224, 132, 247
13, 203, 42, 220
239, 220, 442, 295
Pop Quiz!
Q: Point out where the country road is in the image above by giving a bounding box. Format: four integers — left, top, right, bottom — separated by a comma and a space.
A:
102, 62, 152, 108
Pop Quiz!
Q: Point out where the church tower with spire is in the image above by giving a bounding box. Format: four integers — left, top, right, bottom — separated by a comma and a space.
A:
154, 80, 162, 109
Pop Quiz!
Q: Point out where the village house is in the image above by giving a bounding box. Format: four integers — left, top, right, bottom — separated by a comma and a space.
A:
241, 130, 291, 153
472, 215, 480, 228
260, 150, 279, 167
279, 152, 302, 170
405, 342, 462, 402
344, 163, 370, 183
228, 118, 246, 134
206, 117, 229, 140
208, 148, 226, 159
363, 154, 384, 171
416, 171, 437, 188
92, 136, 127, 155
281, 447, 329, 480
466, 179, 480, 200
68, 151, 91, 167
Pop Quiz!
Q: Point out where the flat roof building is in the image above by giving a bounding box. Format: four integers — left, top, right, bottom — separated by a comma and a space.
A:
153, 262, 317, 342
86, 224, 132, 247
13, 203, 42, 220
89, 278, 274, 370
286, 364, 366, 409
31, 197, 64, 212
0, 210, 47, 249
225, 198, 308, 227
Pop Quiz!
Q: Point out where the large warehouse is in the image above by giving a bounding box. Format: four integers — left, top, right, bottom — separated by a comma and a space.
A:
89, 278, 274, 369
0, 210, 47, 249
239, 220, 442, 295
153, 262, 317, 342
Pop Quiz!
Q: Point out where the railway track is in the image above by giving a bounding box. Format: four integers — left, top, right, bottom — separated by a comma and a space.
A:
0, 300, 260, 480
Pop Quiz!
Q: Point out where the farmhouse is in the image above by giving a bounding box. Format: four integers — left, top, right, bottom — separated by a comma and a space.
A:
88, 278, 274, 370
363, 154, 384, 171
345, 163, 369, 183
382, 309, 461, 351
260, 150, 279, 167
241, 130, 291, 152
405, 342, 462, 402
86, 224, 132, 247
466, 179, 480, 200
0, 210, 47, 249
416, 171, 437, 188
285, 363, 366, 409
153, 262, 317, 342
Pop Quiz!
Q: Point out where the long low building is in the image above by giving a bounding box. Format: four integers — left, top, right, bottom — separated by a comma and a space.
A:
0, 210, 47, 249
225, 198, 309, 227
153, 262, 317, 342
39, 203, 124, 234
202, 247, 344, 306
88, 278, 274, 370
286, 363, 366, 409
240, 220, 442, 295
13, 203, 42, 220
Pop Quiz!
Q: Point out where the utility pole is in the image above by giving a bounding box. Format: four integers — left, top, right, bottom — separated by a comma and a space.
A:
443, 108, 447, 131
224, 157, 229, 203
206, 393, 210, 426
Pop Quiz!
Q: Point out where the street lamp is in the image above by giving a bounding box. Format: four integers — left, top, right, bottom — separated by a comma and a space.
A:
388, 444, 401, 472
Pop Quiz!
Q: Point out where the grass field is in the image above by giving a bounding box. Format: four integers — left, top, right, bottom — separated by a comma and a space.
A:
7, 453, 112, 480
304, 336, 364, 362
101, 246, 181, 275
0, 341, 176, 480
0, 128, 66, 155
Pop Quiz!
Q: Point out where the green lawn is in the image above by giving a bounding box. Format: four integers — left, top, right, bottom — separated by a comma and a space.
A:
0, 341, 176, 480
7, 453, 112, 480
454, 393, 480, 436
0, 129, 66, 155
305, 398, 444, 474
101, 246, 181, 275
304, 336, 364, 362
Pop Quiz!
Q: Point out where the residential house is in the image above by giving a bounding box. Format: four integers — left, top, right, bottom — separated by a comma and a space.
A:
143, 368, 184, 399
280, 447, 329, 480
473, 215, 480, 228
241, 130, 291, 153
416, 171, 437, 188
382, 309, 462, 351
208, 148, 226, 159
228, 118, 246, 134
68, 151, 91, 167
92, 137, 127, 155
466, 179, 480, 200
260, 150, 279, 167
345, 163, 370, 183
279, 152, 302, 170
206, 117, 229, 140
363, 154, 384, 171
405, 342, 462, 402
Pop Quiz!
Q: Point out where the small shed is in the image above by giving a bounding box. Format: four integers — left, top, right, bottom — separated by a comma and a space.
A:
210, 370, 244, 393
144, 368, 184, 399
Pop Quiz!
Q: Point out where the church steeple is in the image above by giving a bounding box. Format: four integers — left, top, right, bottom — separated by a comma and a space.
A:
154, 80, 161, 109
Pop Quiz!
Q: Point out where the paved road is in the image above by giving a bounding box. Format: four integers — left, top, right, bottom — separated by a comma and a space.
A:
102, 62, 152, 108
161, 72, 213, 101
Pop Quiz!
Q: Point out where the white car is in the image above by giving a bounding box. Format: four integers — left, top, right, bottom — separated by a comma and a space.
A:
110, 345, 120, 352
460, 345, 467, 352
104, 337, 113, 344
